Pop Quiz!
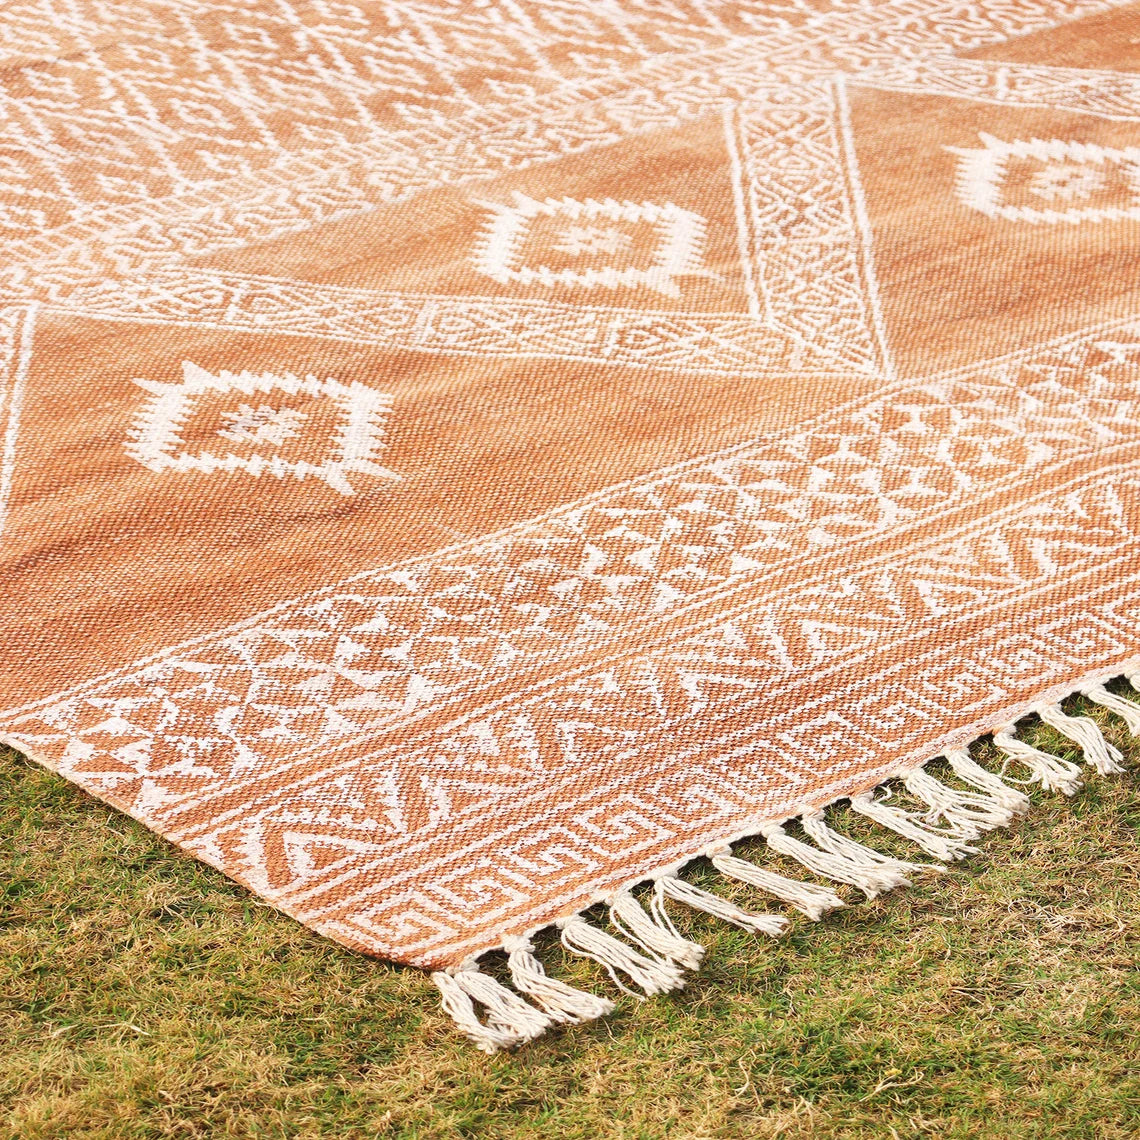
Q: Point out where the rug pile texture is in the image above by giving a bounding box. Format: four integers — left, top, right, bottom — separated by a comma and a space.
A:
2, 0, 1139, 1050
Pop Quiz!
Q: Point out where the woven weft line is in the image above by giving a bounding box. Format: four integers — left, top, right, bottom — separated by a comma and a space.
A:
1, 0, 1139, 1049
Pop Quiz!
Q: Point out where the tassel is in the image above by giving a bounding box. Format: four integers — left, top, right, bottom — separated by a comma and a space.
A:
608, 889, 705, 970
708, 845, 845, 920
759, 821, 913, 899
503, 936, 616, 1024
993, 726, 1083, 794
943, 748, 1030, 815
761, 820, 911, 898
1081, 684, 1140, 736
558, 915, 686, 997
431, 961, 551, 1053
849, 791, 979, 861
1036, 704, 1126, 775
799, 812, 929, 892
656, 875, 788, 937
798, 811, 930, 874
901, 761, 1020, 832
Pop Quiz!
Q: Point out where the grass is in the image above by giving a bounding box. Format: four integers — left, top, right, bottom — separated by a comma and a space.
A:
2, 691, 1138, 1140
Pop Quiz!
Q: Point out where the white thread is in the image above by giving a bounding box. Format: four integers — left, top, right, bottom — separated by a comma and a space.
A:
431, 962, 551, 1053
759, 820, 916, 899
797, 812, 930, 874
799, 812, 931, 893
943, 748, 1031, 815
708, 846, 846, 921
608, 890, 705, 970
993, 726, 1084, 795
1036, 704, 1127, 775
655, 876, 787, 937
432, 970, 522, 1053
848, 792, 979, 861
1081, 685, 1140, 736
502, 936, 616, 1024
558, 916, 686, 997
901, 760, 1023, 832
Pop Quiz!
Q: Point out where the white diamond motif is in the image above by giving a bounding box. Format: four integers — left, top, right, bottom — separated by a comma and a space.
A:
1029, 162, 1107, 202
472, 193, 711, 298
946, 133, 1140, 224
552, 223, 633, 257
126, 362, 400, 496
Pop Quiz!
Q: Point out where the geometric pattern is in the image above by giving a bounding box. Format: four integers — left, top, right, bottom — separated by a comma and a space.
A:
948, 133, 1140, 224
0, 0, 1111, 243
7, 316, 1140, 963
125, 361, 399, 496
471, 194, 711, 298
3, 0, 1140, 982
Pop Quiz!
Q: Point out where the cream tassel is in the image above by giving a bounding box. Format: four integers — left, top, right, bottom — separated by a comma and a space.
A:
798, 811, 929, 874
848, 791, 979, 861
799, 810, 931, 892
943, 747, 1030, 815
760, 820, 916, 899
608, 889, 705, 970
1036, 703, 1126, 775
708, 845, 845, 920
655, 875, 788, 937
558, 915, 686, 997
432, 961, 552, 1053
992, 726, 1083, 795
503, 935, 616, 1024
900, 761, 1021, 832
1081, 684, 1140, 736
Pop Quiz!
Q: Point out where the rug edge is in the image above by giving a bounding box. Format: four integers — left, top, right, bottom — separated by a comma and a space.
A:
428, 663, 1139, 1053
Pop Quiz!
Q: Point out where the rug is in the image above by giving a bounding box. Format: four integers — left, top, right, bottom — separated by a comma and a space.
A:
2, 0, 1139, 1051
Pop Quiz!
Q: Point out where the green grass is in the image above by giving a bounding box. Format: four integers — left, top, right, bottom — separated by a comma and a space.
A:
2, 692, 1138, 1140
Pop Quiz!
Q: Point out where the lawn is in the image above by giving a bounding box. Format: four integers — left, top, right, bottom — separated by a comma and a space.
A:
2, 691, 1138, 1140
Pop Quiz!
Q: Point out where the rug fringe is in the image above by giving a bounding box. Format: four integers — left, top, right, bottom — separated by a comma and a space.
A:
432, 960, 553, 1053
431, 682, 1135, 1052
707, 845, 846, 920
848, 790, 981, 860
558, 914, 687, 997
609, 888, 705, 970
1037, 703, 1127, 775
899, 762, 1023, 832
503, 935, 616, 1026
1082, 685, 1140, 735
656, 874, 788, 937
943, 747, 1031, 815
992, 726, 1084, 794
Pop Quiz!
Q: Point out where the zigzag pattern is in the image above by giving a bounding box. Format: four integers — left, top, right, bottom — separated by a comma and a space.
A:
288, 576, 1140, 963
9, 322, 1140, 770
0, 0, 1117, 284
3, 0, 1139, 974
23, 475, 1134, 964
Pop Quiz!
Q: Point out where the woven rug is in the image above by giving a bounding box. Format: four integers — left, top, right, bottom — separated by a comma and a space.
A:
3, 0, 1139, 1051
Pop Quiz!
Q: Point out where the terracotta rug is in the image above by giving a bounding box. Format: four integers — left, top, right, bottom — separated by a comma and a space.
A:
2, 0, 1139, 1050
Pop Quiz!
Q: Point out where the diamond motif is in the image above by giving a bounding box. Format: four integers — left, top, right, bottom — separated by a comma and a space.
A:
471, 193, 712, 298
125, 362, 400, 496
946, 133, 1140, 224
